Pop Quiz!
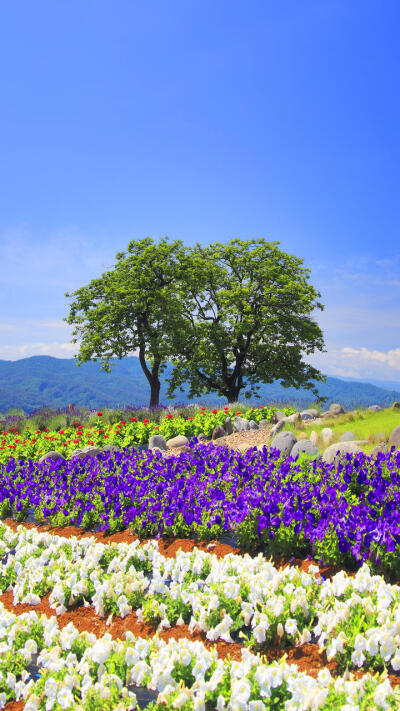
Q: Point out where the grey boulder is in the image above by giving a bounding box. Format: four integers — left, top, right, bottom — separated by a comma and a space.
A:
392, 402, 400, 409
197, 433, 208, 442
258, 419, 269, 429
285, 412, 301, 424
249, 420, 259, 430
38, 450, 66, 464
270, 431, 297, 456
167, 435, 189, 449
81, 445, 103, 457
339, 432, 355, 442
69, 448, 87, 461
233, 416, 250, 433
270, 420, 285, 436
270, 410, 287, 424
368, 405, 382, 412
102, 444, 122, 454
290, 439, 319, 459
389, 426, 400, 448
212, 425, 226, 440
321, 441, 364, 465
225, 417, 233, 435
370, 444, 388, 458
329, 403, 345, 415
321, 428, 334, 444
149, 434, 167, 451
300, 412, 313, 421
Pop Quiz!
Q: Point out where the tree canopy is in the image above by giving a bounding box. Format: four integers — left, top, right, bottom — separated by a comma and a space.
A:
165, 238, 327, 404
64, 237, 189, 406
64, 236, 327, 407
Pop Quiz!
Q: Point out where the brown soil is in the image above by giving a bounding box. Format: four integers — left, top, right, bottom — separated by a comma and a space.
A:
4, 519, 341, 580
163, 426, 274, 457
2, 591, 400, 693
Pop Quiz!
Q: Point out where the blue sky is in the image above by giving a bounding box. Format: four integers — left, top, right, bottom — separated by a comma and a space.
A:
0, 0, 399, 384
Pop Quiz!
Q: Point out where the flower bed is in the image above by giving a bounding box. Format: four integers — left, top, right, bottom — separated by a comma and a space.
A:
1, 442, 400, 577
2, 524, 400, 709
0, 406, 295, 465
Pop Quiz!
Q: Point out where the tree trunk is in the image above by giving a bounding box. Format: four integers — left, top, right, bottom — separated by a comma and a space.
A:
138, 344, 162, 408
149, 378, 161, 408
226, 385, 242, 403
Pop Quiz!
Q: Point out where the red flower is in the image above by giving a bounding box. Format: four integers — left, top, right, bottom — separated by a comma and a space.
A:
36, 430, 41, 434
99, 429, 104, 434
104, 434, 109, 438
120, 420, 126, 425
60, 430, 65, 435
73, 439, 79, 444
187, 417, 194, 420
166, 414, 173, 419
212, 409, 218, 414
10, 427, 15, 431
97, 412, 103, 416
26, 426, 30, 429
143, 419, 150, 425
130, 417, 137, 422
45, 428, 50, 432
73, 422, 80, 426
236, 412, 241, 415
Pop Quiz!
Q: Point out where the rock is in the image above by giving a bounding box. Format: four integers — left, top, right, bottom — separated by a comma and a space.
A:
321, 411, 332, 418
376, 432, 386, 442
270, 420, 285, 436
310, 431, 319, 446
225, 417, 233, 435
329, 403, 345, 416
285, 413, 302, 424
233, 416, 250, 433
167, 435, 189, 449
290, 439, 319, 459
321, 441, 363, 465
270, 431, 297, 456
197, 433, 208, 442
102, 444, 122, 454
339, 432, 355, 442
368, 405, 382, 412
149, 434, 167, 451
69, 449, 87, 460
370, 444, 388, 458
81, 445, 102, 457
249, 420, 259, 430
392, 402, 400, 409
306, 418, 322, 426
300, 409, 320, 419
321, 428, 334, 445
212, 425, 226, 440
258, 419, 269, 429
389, 425, 400, 448
270, 410, 287, 424
38, 451, 66, 464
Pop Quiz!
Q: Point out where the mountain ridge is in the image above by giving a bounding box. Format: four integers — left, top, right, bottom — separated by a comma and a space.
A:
0, 355, 399, 413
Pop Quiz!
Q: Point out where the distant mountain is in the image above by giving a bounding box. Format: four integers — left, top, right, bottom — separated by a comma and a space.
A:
332, 374, 400, 393
0, 355, 399, 414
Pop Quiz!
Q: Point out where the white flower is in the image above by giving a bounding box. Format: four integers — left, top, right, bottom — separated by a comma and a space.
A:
317, 668, 331, 687
351, 649, 366, 667
284, 619, 298, 636
56, 687, 74, 709
44, 678, 58, 699
91, 639, 113, 664
249, 702, 266, 711
373, 679, 392, 709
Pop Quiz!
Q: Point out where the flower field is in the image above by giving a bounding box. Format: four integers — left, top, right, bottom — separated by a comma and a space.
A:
0, 405, 295, 466
1, 405, 400, 709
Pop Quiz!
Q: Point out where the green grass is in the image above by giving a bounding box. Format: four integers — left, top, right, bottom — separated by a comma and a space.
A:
284, 406, 400, 455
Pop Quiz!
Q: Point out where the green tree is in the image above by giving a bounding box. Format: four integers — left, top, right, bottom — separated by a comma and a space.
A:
166, 238, 327, 404
63, 237, 189, 407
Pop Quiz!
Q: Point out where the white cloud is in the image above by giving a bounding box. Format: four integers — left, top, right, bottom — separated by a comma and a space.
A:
0, 341, 80, 360
308, 344, 400, 381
